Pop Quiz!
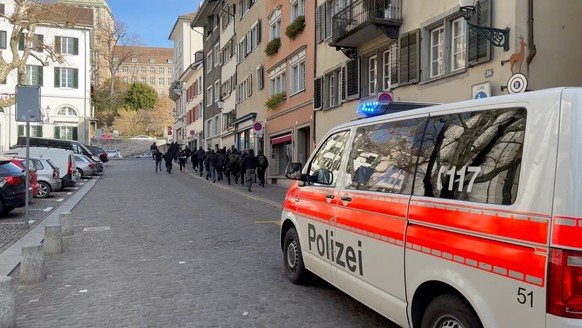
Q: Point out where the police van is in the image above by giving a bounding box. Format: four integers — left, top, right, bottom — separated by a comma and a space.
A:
281, 87, 582, 328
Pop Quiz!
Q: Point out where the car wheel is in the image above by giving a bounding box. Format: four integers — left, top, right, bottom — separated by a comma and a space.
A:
283, 227, 311, 284
37, 181, 51, 198
421, 294, 482, 328
77, 168, 84, 178
0, 198, 5, 215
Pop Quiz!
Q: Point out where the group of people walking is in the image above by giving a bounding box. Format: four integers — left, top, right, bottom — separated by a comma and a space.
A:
150, 142, 269, 192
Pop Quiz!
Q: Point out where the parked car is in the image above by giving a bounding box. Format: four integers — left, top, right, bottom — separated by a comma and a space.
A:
74, 154, 96, 178
9, 158, 39, 199
10, 156, 62, 199
105, 149, 123, 159
87, 145, 109, 163
0, 157, 27, 215
87, 155, 104, 173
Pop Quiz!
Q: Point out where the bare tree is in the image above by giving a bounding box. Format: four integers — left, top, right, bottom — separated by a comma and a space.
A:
0, 0, 91, 106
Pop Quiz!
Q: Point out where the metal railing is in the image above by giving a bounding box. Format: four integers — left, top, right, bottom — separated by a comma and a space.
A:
332, 0, 402, 42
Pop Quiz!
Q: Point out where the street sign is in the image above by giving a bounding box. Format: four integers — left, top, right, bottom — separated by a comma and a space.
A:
472, 82, 491, 99
15, 85, 41, 122
377, 92, 393, 103
167, 126, 173, 136
190, 129, 196, 136
507, 73, 528, 94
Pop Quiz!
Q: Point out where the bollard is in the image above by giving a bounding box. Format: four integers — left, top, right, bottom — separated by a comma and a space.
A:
0, 276, 16, 328
20, 244, 46, 284
59, 212, 74, 236
44, 224, 63, 255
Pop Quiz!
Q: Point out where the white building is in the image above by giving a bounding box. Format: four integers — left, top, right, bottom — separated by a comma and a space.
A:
0, 1, 92, 150
168, 11, 204, 147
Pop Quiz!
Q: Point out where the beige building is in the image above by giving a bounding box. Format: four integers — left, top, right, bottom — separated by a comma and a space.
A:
315, 0, 582, 144
113, 46, 175, 95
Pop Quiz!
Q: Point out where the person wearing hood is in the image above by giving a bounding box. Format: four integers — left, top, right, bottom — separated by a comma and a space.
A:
240, 149, 259, 192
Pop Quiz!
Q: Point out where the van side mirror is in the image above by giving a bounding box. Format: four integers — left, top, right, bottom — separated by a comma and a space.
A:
285, 163, 303, 180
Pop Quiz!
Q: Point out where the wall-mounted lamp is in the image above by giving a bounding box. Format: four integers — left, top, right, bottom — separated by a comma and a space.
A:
43, 105, 51, 123
459, 0, 510, 51
217, 98, 225, 112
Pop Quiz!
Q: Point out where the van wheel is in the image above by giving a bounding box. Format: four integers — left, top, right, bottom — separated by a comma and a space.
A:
421, 294, 482, 328
283, 227, 311, 284
37, 181, 51, 198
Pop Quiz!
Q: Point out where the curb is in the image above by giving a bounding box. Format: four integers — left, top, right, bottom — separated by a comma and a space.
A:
0, 176, 100, 277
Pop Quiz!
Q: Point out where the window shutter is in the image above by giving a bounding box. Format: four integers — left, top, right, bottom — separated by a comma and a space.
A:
0, 31, 6, 49
73, 38, 79, 55
37, 126, 43, 137
313, 77, 322, 110
54, 36, 61, 53
73, 68, 78, 88
399, 30, 419, 84
35, 34, 43, 51
346, 59, 359, 98
246, 31, 251, 54
315, 5, 321, 43
54, 68, 60, 87
38, 66, 43, 87
18, 36, 24, 51
468, 0, 492, 65
390, 42, 399, 85
18, 125, 24, 137
257, 20, 262, 44
340, 66, 346, 102
54, 127, 60, 139
72, 127, 78, 140
247, 75, 252, 97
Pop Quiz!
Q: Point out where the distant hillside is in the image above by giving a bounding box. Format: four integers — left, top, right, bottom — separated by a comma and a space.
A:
91, 138, 168, 158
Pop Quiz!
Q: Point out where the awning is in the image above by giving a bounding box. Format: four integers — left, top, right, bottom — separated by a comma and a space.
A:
271, 134, 292, 145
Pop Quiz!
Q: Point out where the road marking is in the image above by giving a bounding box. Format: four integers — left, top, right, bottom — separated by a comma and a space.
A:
83, 226, 110, 232
255, 220, 280, 225
73, 187, 79, 190
67, 192, 72, 195
44, 207, 53, 212
57, 198, 64, 202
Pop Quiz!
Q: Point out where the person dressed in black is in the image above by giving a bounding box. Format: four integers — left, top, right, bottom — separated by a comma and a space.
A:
153, 149, 163, 173
184, 146, 191, 164
177, 148, 187, 172
240, 149, 259, 192
196, 147, 205, 177
163, 149, 174, 174
191, 150, 198, 173
256, 150, 269, 187
150, 142, 157, 160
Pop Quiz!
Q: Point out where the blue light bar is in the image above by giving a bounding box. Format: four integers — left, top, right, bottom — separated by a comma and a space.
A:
356, 102, 384, 117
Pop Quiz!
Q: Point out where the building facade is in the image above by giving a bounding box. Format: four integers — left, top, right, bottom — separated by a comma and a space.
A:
112, 46, 175, 96
218, 1, 236, 150
0, 1, 93, 149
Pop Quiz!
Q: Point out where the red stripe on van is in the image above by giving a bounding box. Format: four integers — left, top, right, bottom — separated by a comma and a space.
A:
407, 225, 546, 287
408, 200, 549, 245
551, 216, 582, 249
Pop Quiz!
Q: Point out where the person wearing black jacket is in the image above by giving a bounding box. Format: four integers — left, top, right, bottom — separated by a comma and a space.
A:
240, 149, 259, 192
163, 150, 174, 174
153, 149, 163, 173
196, 147, 205, 177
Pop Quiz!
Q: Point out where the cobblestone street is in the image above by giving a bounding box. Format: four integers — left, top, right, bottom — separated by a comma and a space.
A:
9, 158, 397, 327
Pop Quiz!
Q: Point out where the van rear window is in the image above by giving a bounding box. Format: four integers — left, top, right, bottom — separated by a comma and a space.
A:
414, 107, 526, 205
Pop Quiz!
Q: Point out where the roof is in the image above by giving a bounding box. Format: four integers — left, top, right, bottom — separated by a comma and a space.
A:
168, 11, 199, 40
113, 46, 174, 65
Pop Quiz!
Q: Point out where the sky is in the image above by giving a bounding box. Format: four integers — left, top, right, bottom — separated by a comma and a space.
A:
107, 0, 202, 48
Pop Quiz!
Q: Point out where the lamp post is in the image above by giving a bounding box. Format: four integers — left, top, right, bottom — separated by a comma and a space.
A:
459, 0, 510, 51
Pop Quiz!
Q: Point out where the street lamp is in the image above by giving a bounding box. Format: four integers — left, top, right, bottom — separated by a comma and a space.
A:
217, 98, 225, 112
459, 0, 510, 51
42, 105, 51, 123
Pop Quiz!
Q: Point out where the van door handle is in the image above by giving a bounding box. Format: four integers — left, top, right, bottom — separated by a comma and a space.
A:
293, 198, 300, 202
325, 194, 335, 199
341, 196, 352, 202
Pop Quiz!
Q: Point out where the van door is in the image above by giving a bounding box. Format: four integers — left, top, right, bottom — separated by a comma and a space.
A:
295, 130, 351, 283
331, 116, 427, 326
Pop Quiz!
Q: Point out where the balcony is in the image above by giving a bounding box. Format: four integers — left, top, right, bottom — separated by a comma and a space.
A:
331, 0, 402, 49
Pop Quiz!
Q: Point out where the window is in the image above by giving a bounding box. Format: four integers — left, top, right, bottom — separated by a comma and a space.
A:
323, 68, 342, 109
159, 77, 164, 85
198, 76, 203, 94
113, 57, 119, 62
123, 66, 128, 73
131, 57, 138, 62
269, 63, 286, 97
150, 77, 155, 85
159, 67, 165, 74
25, 65, 43, 86
206, 51, 212, 72
55, 36, 78, 55
399, 29, 420, 84
250, 21, 261, 50
0, 31, 8, 49
17, 125, 43, 137
141, 66, 146, 74
451, 18, 467, 71
382, 44, 398, 90
291, 0, 305, 21
0, 4, 4, 16
168, 78, 172, 85
368, 55, 377, 94
56, 107, 77, 116
213, 44, 220, 66
289, 50, 306, 95
122, 76, 128, 83
222, 40, 233, 64
149, 58, 155, 63
315, 3, 332, 43
269, 9, 281, 40
430, 26, 444, 78
54, 126, 78, 141
150, 67, 155, 74
131, 66, 136, 73
140, 77, 146, 84
307, 130, 350, 187
415, 108, 526, 205
214, 80, 220, 102
19, 34, 43, 52
240, 0, 255, 18
168, 59, 174, 64
168, 67, 174, 75
207, 86, 213, 105
54, 67, 78, 88
345, 118, 426, 193
237, 75, 252, 103
131, 77, 136, 83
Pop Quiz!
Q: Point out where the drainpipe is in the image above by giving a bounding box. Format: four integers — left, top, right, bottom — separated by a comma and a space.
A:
526, 0, 536, 74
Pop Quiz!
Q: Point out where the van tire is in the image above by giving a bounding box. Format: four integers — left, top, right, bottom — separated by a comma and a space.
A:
421, 294, 482, 328
37, 181, 51, 198
283, 227, 311, 284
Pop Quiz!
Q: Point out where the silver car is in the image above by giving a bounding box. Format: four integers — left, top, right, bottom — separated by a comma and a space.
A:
74, 154, 97, 178
13, 156, 62, 198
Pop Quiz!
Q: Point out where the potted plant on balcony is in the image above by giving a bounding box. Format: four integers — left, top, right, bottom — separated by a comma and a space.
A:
265, 37, 281, 56
265, 92, 286, 110
285, 16, 305, 40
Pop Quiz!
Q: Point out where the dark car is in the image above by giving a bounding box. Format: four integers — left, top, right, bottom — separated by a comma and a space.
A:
0, 158, 28, 215
87, 145, 109, 163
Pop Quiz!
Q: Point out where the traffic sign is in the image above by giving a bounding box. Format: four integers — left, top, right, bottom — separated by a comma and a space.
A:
507, 73, 528, 94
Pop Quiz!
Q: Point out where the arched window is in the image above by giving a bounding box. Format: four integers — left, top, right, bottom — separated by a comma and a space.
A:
56, 107, 78, 116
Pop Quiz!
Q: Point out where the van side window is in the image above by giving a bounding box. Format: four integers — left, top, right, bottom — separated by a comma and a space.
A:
307, 130, 350, 187
345, 118, 427, 194
414, 107, 526, 205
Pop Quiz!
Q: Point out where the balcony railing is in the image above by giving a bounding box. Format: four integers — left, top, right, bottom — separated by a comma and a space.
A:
331, 0, 402, 48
